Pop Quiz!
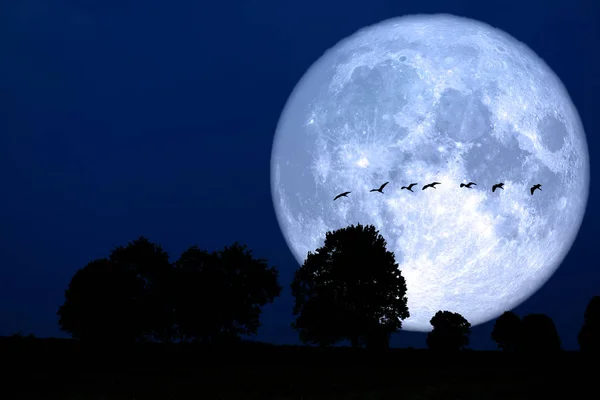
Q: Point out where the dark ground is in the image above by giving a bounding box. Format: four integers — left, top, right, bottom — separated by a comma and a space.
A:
1, 336, 595, 399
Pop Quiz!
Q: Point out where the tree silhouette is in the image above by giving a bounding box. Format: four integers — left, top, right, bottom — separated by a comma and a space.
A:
57, 258, 146, 345
491, 311, 522, 352
58, 237, 173, 345
578, 296, 600, 352
291, 224, 409, 349
172, 246, 214, 343
520, 314, 561, 352
109, 237, 175, 343
173, 242, 282, 344
426, 311, 471, 351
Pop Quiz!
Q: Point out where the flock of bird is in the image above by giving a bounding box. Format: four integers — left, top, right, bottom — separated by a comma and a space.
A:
333, 181, 542, 201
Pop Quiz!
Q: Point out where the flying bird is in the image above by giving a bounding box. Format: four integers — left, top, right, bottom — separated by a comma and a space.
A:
333, 191, 351, 201
422, 182, 441, 190
530, 184, 542, 195
492, 183, 504, 192
460, 182, 477, 188
401, 183, 418, 192
370, 182, 389, 193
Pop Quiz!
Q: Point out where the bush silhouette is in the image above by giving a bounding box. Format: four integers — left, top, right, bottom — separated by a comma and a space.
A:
173, 242, 282, 344
291, 224, 409, 349
520, 314, 561, 352
491, 311, 522, 352
578, 296, 600, 352
426, 311, 471, 351
490, 311, 562, 353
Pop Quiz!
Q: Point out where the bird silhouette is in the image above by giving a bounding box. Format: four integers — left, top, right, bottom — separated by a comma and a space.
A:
530, 184, 542, 195
460, 182, 477, 188
492, 183, 504, 192
370, 182, 389, 193
422, 182, 441, 190
401, 183, 418, 192
333, 191, 351, 201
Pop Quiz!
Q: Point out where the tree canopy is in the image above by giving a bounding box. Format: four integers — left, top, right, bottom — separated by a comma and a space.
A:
174, 242, 282, 344
426, 310, 471, 351
291, 224, 409, 349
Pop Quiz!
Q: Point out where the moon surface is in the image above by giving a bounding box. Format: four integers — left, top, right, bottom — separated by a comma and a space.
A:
271, 14, 589, 331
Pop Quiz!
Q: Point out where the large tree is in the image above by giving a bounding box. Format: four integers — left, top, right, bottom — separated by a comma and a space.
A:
291, 224, 409, 348
58, 237, 174, 344
578, 296, 600, 352
491, 311, 522, 352
426, 311, 471, 351
173, 242, 282, 344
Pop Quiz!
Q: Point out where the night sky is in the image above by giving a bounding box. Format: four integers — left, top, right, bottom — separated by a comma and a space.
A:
0, 0, 597, 350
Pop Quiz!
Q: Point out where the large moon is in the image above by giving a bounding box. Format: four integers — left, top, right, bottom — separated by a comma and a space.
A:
271, 14, 589, 331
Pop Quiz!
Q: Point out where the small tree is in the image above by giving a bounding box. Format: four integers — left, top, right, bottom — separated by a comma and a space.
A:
491, 311, 522, 352
578, 296, 600, 352
520, 314, 561, 352
291, 224, 409, 348
426, 311, 471, 351
174, 242, 282, 344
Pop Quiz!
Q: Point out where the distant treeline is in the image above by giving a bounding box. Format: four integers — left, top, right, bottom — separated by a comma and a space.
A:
39, 224, 600, 352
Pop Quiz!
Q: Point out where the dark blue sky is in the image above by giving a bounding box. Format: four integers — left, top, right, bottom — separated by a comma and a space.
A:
0, 0, 597, 350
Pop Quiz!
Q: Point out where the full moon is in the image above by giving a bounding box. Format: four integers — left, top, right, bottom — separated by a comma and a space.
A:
271, 14, 589, 331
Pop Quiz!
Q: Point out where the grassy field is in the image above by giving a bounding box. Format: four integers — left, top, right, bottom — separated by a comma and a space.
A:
1, 337, 593, 399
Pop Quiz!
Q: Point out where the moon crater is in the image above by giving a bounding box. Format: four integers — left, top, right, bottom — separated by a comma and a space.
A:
436, 88, 492, 142
271, 14, 589, 331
